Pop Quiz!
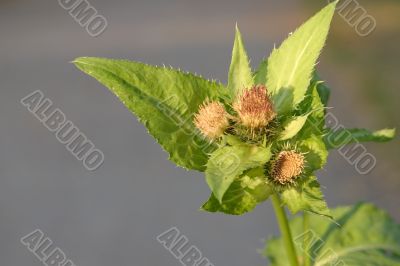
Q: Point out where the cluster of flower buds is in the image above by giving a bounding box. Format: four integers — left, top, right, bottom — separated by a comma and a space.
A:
193, 84, 305, 185
194, 84, 276, 139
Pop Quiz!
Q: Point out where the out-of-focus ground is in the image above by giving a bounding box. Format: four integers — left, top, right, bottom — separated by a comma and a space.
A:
1, 0, 399, 265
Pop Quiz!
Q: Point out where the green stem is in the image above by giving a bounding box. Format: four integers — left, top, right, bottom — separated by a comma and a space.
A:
271, 193, 299, 266
303, 211, 311, 266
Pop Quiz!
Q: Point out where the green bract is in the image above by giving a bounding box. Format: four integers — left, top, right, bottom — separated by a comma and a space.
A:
202, 167, 273, 215
205, 144, 272, 203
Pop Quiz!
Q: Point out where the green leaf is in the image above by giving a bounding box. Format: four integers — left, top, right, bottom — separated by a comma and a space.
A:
227, 25, 253, 98
201, 168, 273, 215
279, 114, 310, 141
224, 134, 245, 146
324, 128, 396, 149
265, 203, 400, 266
272, 72, 327, 140
313, 73, 331, 107
300, 79, 327, 137
205, 144, 272, 202
264, 2, 337, 114
254, 59, 268, 85
281, 175, 331, 218
294, 91, 326, 143
255, 63, 331, 109
255, 64, 331, 105
73, 57, 228, 171
299, 134, 328, 172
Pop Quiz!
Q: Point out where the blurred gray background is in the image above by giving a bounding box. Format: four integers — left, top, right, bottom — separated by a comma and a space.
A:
1, 0, 399, 265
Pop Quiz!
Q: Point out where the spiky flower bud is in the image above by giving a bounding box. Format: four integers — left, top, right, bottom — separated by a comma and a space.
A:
194, 101, 229, 140
233, 85, 276, 129
271, 150, 305, 185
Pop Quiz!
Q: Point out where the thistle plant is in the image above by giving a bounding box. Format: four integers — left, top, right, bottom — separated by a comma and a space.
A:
73, 2, 399, 265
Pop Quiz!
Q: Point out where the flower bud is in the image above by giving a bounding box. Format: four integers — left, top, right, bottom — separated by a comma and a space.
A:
233, 85, 276, 129
271, 150, 305, 185
194, 101, 229, 139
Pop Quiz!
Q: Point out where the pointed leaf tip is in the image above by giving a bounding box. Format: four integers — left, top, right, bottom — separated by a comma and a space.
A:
227, 25, 253, 98
73, 57, 228, 171
264, 2, 336, 114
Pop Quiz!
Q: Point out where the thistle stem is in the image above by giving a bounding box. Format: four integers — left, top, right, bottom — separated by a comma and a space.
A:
271, 193, 299, 266
303, 211, 311, 266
